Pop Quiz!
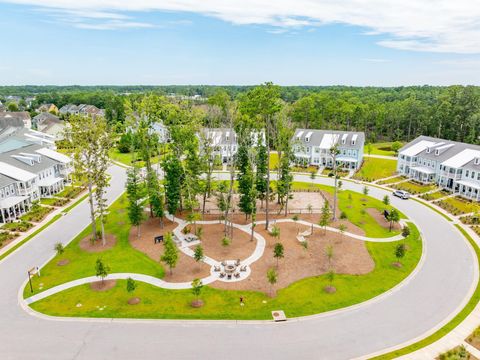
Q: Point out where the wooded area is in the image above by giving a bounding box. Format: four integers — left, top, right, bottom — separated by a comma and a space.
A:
1, 85, 479, 143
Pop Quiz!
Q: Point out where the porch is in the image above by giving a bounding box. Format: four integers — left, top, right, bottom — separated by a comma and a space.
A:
454, 180, 480, 201
38, 177, 65, 198
409, 166, 436, 184
0, 196, 30, 223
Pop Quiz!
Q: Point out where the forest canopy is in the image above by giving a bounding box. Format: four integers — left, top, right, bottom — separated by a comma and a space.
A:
1, 85, 479, 144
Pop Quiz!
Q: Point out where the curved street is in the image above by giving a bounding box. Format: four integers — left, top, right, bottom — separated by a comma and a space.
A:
0, 165, 476, 360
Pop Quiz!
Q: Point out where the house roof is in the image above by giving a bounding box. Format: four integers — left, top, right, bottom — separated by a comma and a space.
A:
35, 147, 71, 164
0, 173, 17, 188
400, 136, 480, 168
0, 143, 60, 174
33, 112, 60, 125
0, 161, 36, 181
292, 129, 364, 150
0, 111, 30, 122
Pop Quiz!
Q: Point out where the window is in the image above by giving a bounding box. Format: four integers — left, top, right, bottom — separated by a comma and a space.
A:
466, 170, 470, 177
472, 171, 475, 179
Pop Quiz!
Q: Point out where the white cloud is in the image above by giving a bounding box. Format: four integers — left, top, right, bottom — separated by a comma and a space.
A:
3, 0, 480, 53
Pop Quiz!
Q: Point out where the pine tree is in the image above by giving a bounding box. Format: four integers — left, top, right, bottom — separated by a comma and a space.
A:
161, 232, 179, 275
126, 167, 145, 238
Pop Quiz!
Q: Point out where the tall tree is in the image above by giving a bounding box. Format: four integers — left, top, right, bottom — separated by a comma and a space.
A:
66, 115, 113, 242
161, 232, 179, 275
126, 167, 145, 238
239, 82, 282, 230
163, 154, 183, 216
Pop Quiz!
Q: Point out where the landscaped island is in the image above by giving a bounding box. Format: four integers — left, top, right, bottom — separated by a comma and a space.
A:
26, 181, 421, 320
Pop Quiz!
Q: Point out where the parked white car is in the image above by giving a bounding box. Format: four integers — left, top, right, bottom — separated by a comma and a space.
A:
393, 190, 410, 199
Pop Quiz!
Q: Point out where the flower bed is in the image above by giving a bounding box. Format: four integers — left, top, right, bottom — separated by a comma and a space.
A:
377, 176, 407, 185
40, 197, 70, 207
0, 231, 19, 247
55, 186, 84, 199
419, 190, 450, 201
391, 181, 437, 195
21, 205, 54, 223
435, 196, 477, 216
1, 220, 33, 232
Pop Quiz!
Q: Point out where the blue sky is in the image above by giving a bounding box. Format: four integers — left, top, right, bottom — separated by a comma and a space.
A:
0, 1, 479, 86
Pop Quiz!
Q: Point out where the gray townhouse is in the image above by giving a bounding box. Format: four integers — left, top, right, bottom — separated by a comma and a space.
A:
397, 136, 480, 201
292, 129, 365, 170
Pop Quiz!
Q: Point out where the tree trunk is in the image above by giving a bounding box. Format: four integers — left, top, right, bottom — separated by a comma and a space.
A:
265, 131, 271, 230
101, 215, 106, 246
87, 181, 97, 241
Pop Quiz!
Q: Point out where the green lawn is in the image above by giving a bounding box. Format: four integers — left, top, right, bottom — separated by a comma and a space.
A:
30, 225, 421, 320
435, 197, 478, 216
364, 142, 403, 157
24, 194, 164, 298
391, 181, 438, 195
109, 148, 160, 167
353, 158, 398, 182
419, 190, 451, 201
377, 176, 407, 185
289, 181, 404, 238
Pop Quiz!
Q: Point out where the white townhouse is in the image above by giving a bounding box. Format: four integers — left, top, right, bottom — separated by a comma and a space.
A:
199, 128, 266, 164
292, 129, 365, 170
0, 130, 72, 223
397, 136, 480, 201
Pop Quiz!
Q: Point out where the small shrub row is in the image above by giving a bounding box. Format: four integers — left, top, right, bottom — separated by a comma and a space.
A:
1, 220, 33, 232
0, 231, 19, 247
419, 190, 450, 201
435, 196, 476, 216
21, 205, 54, 223
56, 186, 84, 199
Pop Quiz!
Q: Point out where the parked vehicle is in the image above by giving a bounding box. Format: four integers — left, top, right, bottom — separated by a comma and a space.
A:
393, 190, 410, 199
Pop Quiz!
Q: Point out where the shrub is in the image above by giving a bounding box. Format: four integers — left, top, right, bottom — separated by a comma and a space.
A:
340, 211, 348, 220
2, 220, 33, 232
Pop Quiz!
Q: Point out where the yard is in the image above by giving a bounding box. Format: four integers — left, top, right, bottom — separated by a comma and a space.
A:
364, 142, 404, 157
391, 181, 438, 195
352, 157, 398, 182
419, 190, 451, 201
109, 148, 160, 167
377, 176, 407, 185
435, 197, 478, 216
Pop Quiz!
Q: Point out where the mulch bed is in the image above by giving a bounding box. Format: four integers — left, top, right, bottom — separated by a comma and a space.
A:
211, 221, 374, 295
324, 285, 337, 294
57, 259, 70, 266
191, 299, 204, 308
128, 297, 141, 305
129, 217, 211, 283
199, 223, 256, 261
90, 279, 116, 292
79, 233, 117, 253
391, 262, 403, 268
366, 208, 401, 232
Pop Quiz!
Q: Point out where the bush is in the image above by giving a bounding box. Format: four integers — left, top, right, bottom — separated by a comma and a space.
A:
21, 205, 54, 222
0, 231, 18, 247
1, 220, 33, 232
340, 211, 348, 220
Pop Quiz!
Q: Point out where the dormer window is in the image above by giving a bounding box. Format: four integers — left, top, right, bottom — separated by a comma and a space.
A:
475, 158, 480, 165
426, 148, 431, 153
435, 149, 440, 156
305, 136, 310, 142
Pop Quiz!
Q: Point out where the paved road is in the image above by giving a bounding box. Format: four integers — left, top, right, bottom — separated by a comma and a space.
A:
0, 167, 476, 360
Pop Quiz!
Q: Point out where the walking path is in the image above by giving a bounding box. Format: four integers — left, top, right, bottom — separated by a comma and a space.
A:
24, 215, 407, 306
1, 166, 478, 360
